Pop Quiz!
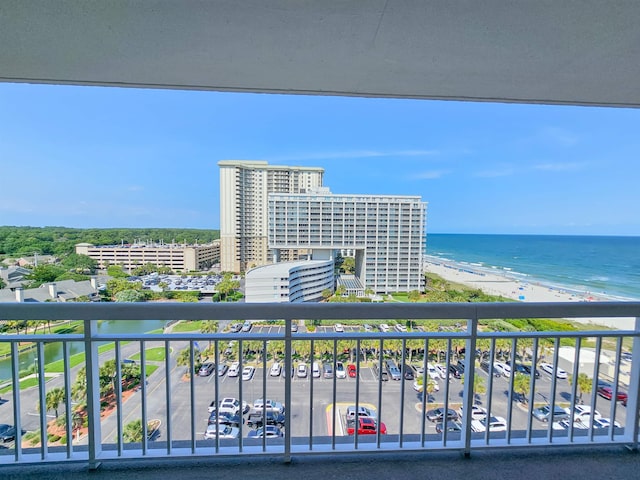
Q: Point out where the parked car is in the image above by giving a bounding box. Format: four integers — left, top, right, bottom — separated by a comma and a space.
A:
336, 361, 347, 379
246, 411, 286, 429
0, 424, 16, 442
204, 423, 239, 439
208, 397, 248, 415
333, 323, 344, 333
241, 321, 253, 332
346, 405, 377, 420
227, 362, 240, 377
385, 360, 401, 380
514, 363, 541, 378
372, 363, 388, 381
435, 420, 462, 434
458, 405, 487, 421
297, 363, 308, 378
379, 324, 390, 332
247, 426, 284, 438
425, 408, 458, 423
571, 405, 601, 422
347, 417, 387, 435
425, 364, 441, 380
242, 365, 255, 381
394, 324, 407, 332
402, 363, 415, 380
448, 364, 463, 379
539, 362, 568, 379
532, 405, 570, 422
597, 384, 628, 402
291, 322, 298, 332
323, 362, 334, 379
471, 416, 508, 433
347, 364, 357, 377
229, 323, 242, 333
253, 399, 285, 414
269, 362, 282, 377
493, 362, 511, 377
198, 362, 215, 376
207, 412, 243, 427
217, 363, 228, 376
312, 362, 321, 378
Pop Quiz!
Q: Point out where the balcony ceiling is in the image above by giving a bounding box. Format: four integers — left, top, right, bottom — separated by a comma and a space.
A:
1, 1, 640, 107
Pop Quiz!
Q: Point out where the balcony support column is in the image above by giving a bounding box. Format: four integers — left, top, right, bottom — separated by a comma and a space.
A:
84, 319, 102, 470
462, 311, 478, 458
625, 316, 640, 451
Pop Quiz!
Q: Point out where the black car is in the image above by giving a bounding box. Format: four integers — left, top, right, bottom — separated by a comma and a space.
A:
449, 364, 463, 379
425, 408, 459, 423
435, 420, 462, 434
0, 424, 16, 442
208, 412, 243, 427
246, 412, 286, 429
514, 363, 541, 378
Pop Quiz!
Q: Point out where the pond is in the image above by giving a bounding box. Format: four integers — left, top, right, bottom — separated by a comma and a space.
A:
0, 319, 168, 382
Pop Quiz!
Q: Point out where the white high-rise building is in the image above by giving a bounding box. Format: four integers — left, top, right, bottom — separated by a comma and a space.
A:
219, 160, 324, 272
268, 187, 427, 294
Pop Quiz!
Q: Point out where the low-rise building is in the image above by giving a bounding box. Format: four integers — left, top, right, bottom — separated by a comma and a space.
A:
0, 278, 100, 303
245, 259, 334, 303
75, 240, 220, 273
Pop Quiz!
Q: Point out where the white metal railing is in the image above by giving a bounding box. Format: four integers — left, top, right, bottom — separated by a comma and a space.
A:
0, 301, 639, 469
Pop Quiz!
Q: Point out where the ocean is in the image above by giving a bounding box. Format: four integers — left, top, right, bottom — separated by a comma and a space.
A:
425, 234, 640, 301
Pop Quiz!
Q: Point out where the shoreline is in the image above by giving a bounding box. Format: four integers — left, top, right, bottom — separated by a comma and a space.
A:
423, 256, 635, 330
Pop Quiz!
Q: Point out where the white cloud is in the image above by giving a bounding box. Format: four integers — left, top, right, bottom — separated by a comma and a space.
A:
533, 162, 585, 172
411, 170, 450, 180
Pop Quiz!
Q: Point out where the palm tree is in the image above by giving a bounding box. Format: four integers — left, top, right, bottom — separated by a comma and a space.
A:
569, 372, 592, 404
512, 373, 531, 404
71, 367, 87, 403
123, 419, 144, 443
200, 320, 218, 348
45, 387, 66, 418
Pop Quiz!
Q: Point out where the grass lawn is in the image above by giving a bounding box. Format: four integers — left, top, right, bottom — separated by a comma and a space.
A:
130, 347, 167, 362
0, 376, 39, 394
170, 320, 204, 332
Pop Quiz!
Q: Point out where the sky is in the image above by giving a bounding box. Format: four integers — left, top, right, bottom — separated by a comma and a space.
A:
1, 82, 639, 236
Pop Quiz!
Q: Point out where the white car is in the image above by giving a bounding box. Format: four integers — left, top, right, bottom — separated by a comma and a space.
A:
471, 415, 508, 433
336, 361, 347, 379
539, 362, 568, 379
394, 324, 407, 332
346, 405, 377, 420
334, 323, 344, 332
493, 362, 511, 377
227, 362, 240, 377
297, 363, 308, 378
204, 423, 240, 439
572, 405, 601, 422
208, 397, 247, 415
242, 366, 255, 381
379, 324, 390, 332
269, 362, 282, 377
458, 405, 487, 421
253, 398, 285, 414
426, 364, 441, 380
434, 364, 448, 379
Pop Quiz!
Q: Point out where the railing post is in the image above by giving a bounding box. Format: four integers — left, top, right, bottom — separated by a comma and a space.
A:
284, 316, 292, 463
626, 316, 640, 451
462, 311, 478, 457
84, 318, 102, 470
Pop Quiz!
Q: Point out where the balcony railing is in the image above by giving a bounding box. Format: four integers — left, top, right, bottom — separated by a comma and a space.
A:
0, 301, 639, 469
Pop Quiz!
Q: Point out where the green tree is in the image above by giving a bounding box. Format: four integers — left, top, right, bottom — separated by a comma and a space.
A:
26, 264, 66, 286
321, 288, 332, 300
107, 265, 128, 278
341, 257, 355, 274
62, 253, 97, 273
512, 373, 531, 403
569, 372, 593, 404
123, 419, 144, 443
200, 320, 218, 348
407, 290, 422, 302
45, 387, 66, 418
115, 289, 146, 302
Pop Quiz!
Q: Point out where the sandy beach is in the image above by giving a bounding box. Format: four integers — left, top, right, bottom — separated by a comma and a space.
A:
423, 257, 634, 329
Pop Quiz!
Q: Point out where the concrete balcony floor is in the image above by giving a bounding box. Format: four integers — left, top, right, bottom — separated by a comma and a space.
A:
2, 446, 639, 480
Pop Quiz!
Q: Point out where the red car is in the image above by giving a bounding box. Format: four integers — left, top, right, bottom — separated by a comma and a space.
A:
347, 417, 387, 435
347, 364, 357, 378
597, 385, 628, 402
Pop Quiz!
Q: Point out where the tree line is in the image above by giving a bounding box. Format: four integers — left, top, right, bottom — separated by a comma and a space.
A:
0, 226, 220, 258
